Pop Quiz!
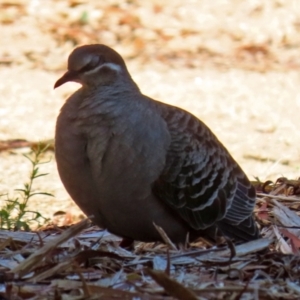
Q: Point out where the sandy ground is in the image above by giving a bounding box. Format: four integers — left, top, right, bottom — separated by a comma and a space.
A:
0, 0, 300, 222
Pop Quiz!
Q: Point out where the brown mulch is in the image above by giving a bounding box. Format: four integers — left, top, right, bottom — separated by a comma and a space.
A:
1, 179, 300, 299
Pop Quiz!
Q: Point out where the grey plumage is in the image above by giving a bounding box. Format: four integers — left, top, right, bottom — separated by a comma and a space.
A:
54, 44, 259, 243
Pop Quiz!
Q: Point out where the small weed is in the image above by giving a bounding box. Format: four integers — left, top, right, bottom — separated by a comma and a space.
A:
0, 144, 52, 231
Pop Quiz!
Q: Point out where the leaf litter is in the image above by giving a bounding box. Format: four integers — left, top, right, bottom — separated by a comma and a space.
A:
1, 178, 300, 299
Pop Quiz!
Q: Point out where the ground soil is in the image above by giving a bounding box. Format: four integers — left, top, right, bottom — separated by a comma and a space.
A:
1, 0, 300, 222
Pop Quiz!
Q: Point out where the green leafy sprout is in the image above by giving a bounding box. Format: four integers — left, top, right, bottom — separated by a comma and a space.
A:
0, 144, 52, 231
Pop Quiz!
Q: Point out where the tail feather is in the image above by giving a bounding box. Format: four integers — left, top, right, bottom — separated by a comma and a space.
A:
217, 216, 260, 242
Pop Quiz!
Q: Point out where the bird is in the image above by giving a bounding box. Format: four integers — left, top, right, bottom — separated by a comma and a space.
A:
54, 44, 260, 244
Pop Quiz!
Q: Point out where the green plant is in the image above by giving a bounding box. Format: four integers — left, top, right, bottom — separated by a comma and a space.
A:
0, 144, 52, 231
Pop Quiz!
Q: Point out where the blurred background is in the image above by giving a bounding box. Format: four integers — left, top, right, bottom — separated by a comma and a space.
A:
1, 0, 300, 221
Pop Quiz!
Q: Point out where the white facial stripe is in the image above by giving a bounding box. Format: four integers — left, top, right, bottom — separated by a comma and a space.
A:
86, 62, 121, 74
103, 63, 122, 72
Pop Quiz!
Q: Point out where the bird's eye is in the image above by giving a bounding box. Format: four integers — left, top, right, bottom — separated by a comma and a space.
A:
80, 55, 104, 73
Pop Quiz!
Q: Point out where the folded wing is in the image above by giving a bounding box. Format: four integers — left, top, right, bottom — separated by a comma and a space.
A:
153, 104, 259, 241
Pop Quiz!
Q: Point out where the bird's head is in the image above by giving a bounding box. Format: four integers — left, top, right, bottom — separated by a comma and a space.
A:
54, 44, 129, 89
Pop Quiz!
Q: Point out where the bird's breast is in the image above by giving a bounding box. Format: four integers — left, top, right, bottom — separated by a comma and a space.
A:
85, 114, 169, 199
55, 97, 172, 233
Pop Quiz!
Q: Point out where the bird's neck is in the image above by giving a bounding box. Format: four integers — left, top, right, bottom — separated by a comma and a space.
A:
85, 74, 139, 93
75, 79, 141, 119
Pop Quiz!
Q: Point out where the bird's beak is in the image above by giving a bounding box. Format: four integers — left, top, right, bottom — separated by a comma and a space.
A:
54, 70, 79, 89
